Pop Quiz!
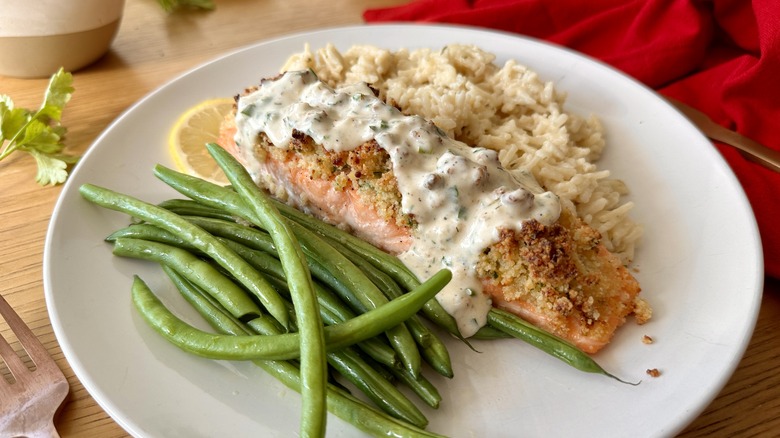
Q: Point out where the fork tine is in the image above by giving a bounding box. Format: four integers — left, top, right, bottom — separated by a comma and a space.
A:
0, 324, 30, 380
0, 293, 53, 374
0, 293, 69, 438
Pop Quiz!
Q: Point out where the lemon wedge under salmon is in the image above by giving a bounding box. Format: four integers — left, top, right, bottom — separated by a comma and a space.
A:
168, 97, 234, 185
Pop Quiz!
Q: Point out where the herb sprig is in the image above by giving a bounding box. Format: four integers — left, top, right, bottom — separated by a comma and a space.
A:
157, 0, 216, 12
0, 68, 79, 186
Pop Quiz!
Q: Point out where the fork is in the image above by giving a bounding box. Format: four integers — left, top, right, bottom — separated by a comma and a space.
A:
666, 97, 780, 173
0, 293, 70, 438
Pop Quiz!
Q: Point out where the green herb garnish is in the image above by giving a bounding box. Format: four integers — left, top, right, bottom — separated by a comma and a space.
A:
0, 68, 78, 186
157, 0, 215, 12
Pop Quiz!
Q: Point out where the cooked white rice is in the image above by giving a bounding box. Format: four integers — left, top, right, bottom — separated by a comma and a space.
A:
281, 44, 643, 264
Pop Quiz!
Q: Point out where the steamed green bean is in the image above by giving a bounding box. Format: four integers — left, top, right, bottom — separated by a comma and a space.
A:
131, 267, 451, 361
79, 183, 289, 328
141, 274, 443, 437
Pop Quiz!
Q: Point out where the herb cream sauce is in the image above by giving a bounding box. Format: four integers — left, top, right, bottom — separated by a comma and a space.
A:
234, 70, 561, 337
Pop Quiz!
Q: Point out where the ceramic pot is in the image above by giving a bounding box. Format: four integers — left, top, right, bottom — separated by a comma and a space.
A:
0, 0, 125, 78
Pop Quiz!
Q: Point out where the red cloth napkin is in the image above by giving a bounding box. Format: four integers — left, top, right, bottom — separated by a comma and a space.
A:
365, 0, 780, 280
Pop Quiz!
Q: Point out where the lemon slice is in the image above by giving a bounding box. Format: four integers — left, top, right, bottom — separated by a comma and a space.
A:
168, 97, 235, 185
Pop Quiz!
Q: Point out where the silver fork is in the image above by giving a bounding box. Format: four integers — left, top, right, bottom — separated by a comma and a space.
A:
0, 293, 69, 438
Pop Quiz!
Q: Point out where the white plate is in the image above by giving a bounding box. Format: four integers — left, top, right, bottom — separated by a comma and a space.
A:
44, 24, 763, 437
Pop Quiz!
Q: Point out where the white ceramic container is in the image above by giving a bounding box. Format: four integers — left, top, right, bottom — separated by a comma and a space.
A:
0, 0, 125, 78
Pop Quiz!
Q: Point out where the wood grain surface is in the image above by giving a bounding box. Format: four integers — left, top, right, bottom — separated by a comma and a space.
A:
1, 1, 778, 436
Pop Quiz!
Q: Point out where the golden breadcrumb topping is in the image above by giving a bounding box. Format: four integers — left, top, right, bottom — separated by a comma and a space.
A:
633, 297, 653, 325
255, 131, 414, 230
473, 211, 640, 341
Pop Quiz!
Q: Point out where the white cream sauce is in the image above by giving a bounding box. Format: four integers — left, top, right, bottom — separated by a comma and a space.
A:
234, 70, 561, 337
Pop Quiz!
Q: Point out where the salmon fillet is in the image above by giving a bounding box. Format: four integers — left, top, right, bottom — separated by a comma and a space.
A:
218, 73, 646, 353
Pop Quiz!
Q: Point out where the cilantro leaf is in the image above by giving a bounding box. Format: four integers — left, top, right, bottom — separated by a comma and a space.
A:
29, 150, 70, 186
0, 68, 78, 186
19, 119, 63, 154
38, 70, 75, 121
0, 98, 30, 139
157, 0, 216, 13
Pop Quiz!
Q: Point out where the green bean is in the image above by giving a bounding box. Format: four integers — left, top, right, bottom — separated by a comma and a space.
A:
262, 362, 445, 438
222, 238, 347, 318
185, 215, 443, 376
261, 281, 397, 370
106, 223, 184, 245
327, 347, 428, 428
225, 239, 399, 369
269, 196, 421, 290
487, 308, 638, 384
245, 313, 287, 338
222, 239, 354, 321
271, 197, 464, 339
135, 276, 443, 437
276, 301, 427, 428
79, 183, 289, 328
384, 365, 442, 409
152, 167, 381, 309
109, 222, 341, 328
169, 267, 425, 428
173, 216, 342, 301
183, 213, 383, 316
185, 215, 368, 314
154, 165, 253, 222
326, 381, 441, 437
350, 267, 452, 377
219, 207, 453, 378
180, 215, 272, 252
210, 217, 422, 377
354, 351, 398, 385
471, 325, 512, 340
162, 265, 248, 334
326, 237, 432, 344
132, 260, 451, 360
153, 163, 465, 342
154, 166, 423, 377
324, 237, 454, 378
208, 143, 329, 438
286, 221, 422, 377
128, 215, 596, 383
112, 237, 262, 320
304, 216, 500, 352
158, 198, 239, 222
108, 222, 399, 368
235, 256, 405, 377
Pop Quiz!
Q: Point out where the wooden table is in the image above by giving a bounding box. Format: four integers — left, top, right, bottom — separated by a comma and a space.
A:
1, 1, 778, 436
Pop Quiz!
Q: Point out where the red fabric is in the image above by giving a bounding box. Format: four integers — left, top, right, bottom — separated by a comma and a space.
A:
365, 0, 780, 279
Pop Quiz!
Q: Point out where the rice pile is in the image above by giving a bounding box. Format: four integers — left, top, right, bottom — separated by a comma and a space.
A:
281, 44, 643, 264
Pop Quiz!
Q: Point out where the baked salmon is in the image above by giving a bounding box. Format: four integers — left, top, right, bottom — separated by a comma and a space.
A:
218, 70, 648, 353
